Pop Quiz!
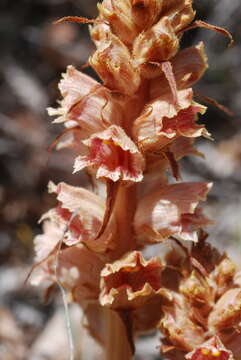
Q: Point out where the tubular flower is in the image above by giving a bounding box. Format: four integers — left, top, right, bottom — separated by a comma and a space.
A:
133, 87, 210, 152
32, 0, 237, 358
73, 125, 145, 182
89, 29, 141, 96
134, 182, 212, 245
47, 65, 123, 137
99, 251, 171, 309
31, 244, 104, 304
35, 181, 117, 254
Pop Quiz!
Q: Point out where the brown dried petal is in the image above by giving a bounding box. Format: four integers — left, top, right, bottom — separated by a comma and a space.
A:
99, 251, 171, 309
97, 0, 163, 46
170, 0, 195, 33
208, 288, 241, 332
133, 17, 179, 67
89, 31, 141, 95
159, 294, 205, 352
185, 336, 234, 360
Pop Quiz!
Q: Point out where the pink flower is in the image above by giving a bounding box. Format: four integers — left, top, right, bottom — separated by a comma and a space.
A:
74, 125, 145, 182
150, 42, 208, 98
99, 251, 171, 309
47, 65, 123, 140
133, 88, 211, 152
134, 182, 212, 245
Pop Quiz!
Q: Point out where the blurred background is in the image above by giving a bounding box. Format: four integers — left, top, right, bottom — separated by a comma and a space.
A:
0, 0, 240, 359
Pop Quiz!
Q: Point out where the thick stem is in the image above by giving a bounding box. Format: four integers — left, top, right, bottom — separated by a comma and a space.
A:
105, 309, 133, 360
104, 184, 137, 359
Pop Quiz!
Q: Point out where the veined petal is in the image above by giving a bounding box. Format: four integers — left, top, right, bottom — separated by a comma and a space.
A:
56, 182, 117, 252
208, 288, 241, 332
133, 17, 179, 67
99, 251, 171, 309
185, 336, 234, 360
134, 182, 212, 244
47, 65, 122, 134
150, 42, 208, 99
169, 0, 195, 33
133, 88, 209, 152
35, 182, 117, 255
96, 0, 163, 46
159, 294, 205, 352
31, 244, 104, 303
74, 125, 145, 183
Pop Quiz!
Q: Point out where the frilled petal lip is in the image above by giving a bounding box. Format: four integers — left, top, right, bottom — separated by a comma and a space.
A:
133, 87, 210, 152
99, 251, 172, 309
73, 125, 145, 182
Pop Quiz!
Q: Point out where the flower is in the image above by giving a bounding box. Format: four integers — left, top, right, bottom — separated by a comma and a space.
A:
37, 182, 117, 253
150, 42, 208, 97
96, 0, 163, 46
99, 251, 171, 309
31, 244, 104, 303
74, 125, 145, 182
134, 182, 212, 245
185, 336, 234, 360
133, 87, 210, 152
89, 29, 141, 95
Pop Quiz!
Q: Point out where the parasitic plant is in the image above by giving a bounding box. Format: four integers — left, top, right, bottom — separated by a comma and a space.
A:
31, 1, 240, 359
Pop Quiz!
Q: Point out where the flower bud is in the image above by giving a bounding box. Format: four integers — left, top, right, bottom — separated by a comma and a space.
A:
89, 31, 141, 95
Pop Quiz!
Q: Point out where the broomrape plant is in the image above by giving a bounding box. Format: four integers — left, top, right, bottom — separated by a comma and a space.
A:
31, 1, 239, 359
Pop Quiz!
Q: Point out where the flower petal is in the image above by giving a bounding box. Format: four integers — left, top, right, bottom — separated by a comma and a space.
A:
100, 251, 171, 309
31, 245, 104, 303
96, 0, 163, 46
185, 336, 234, 360
133, 88, 209, 152
74, 125, 145, 182
47, 65, 122, 135
89, 30, 141, 95
150, 42, 208, 99
134, 182, 212, 244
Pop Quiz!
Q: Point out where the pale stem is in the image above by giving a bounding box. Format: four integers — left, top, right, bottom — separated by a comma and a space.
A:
105, 184, 137, 359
